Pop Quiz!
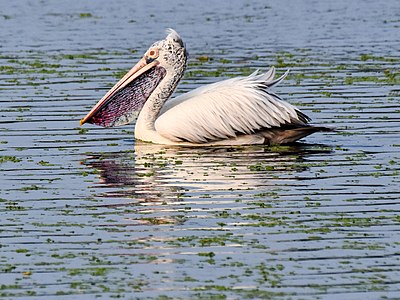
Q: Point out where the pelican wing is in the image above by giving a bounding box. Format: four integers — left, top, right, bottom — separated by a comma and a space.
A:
155, 67, 310, 143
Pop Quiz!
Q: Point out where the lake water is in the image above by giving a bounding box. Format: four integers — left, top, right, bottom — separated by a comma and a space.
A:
1, 0, 400, 299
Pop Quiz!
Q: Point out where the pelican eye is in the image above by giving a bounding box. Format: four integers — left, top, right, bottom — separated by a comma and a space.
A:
146, 49, 159, 64
148, 49, 159, 58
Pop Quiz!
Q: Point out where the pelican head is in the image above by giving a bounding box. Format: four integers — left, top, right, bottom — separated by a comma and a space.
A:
149, 28, 187, 74
80, 29, 188, 127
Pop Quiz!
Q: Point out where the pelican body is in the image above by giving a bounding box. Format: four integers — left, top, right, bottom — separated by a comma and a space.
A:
80, 29, 331, 146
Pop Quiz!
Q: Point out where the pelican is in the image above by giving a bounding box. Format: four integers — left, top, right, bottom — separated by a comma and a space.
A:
80, 29, 331, 146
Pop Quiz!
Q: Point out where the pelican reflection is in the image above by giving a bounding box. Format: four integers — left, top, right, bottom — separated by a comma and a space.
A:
84, 143, 332, 203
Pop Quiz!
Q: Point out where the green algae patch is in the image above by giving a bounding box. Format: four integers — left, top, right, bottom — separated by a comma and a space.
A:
79, 13, 94, 18
0, 156, 22, 164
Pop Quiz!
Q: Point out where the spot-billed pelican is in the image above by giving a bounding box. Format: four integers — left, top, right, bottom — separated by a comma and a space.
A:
80, 29, 331, 146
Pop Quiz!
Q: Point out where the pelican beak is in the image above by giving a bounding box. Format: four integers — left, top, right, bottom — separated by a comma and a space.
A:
80, 56, 165, 127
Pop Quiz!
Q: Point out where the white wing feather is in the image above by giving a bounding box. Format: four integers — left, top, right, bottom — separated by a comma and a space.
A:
155, 67, 308, 143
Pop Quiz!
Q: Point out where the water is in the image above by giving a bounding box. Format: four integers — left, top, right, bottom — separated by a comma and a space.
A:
1, 0, 400, 299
